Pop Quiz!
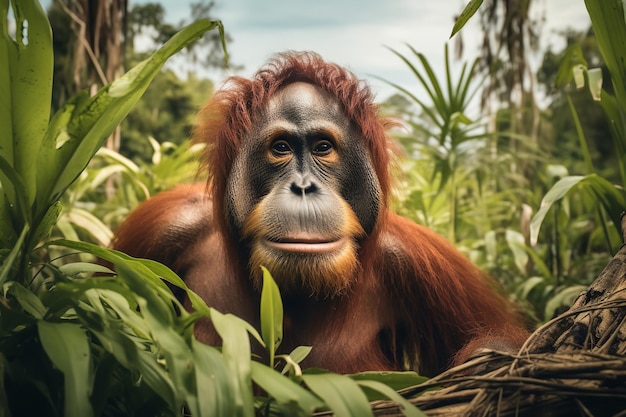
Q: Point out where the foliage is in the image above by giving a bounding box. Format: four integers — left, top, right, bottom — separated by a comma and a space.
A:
1, 1, 229, 414
385, 44, 537, 296
404, 0, 626, 323
527, 0, 626, 264
1, 1, 428, 415
121, 70, 214, 163
536, 29, 615, 182
127, 1, 234, 71
49, 138, 205, 253
383, 44, 489, 243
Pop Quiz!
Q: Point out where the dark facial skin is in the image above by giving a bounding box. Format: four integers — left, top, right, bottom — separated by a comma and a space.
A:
224, 82, 383, 295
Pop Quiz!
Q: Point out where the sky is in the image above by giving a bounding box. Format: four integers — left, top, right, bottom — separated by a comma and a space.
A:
143, 0, 592, 101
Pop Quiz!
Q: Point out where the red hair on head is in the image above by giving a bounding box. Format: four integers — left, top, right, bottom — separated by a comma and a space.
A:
194, 51, 395, 216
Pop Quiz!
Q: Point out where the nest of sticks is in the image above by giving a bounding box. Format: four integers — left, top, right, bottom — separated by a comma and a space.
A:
367, 214, 626, 417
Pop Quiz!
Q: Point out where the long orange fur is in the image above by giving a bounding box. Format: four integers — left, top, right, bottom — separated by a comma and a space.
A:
112, 51, 529, 376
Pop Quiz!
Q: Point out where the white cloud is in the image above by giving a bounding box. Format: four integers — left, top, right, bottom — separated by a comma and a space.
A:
48, 0, 590, 101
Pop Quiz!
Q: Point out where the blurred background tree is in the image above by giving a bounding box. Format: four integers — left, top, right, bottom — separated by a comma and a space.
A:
48, 0, 231, 160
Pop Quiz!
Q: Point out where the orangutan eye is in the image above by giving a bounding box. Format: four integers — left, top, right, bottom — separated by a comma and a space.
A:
271, 140, 292, 155
312, 140, 333, 156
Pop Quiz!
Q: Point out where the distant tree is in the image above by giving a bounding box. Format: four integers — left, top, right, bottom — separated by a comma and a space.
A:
121, 69, 214, 162
49, 0, 127, 113
48, 0, 128, 159
49, 0, 231, 163
456, 0, 545, 182
127, 1, 233, 70
471, 0, 543, 113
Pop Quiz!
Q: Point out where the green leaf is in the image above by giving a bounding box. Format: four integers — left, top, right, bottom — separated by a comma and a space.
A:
585, 0, 626, 110
116, 261, 196, 412
191, 339, 240, 417
75, 288, 179, 406
450, 0, 484, 38
3, 281, 47, 319
530, 174, 625, 246
0, 153, 30, 230
349, 371, 428, 393
505, 229, 528, 275
302, 373, 374, 417
1, 0, 53, 209
278, 345, 313, 376
544, 285, 587, 319
35, 19, 223, 215
31, 201, 62, 246
48, 239, 200, 311
356, 380, 426, 417
566, 95, 595, 175
38, 321, 93, 417
587, 68, 604, 101
0, 225, 28, 286
63, 207, 113, 246
251, 361, 323, 416
287, 345, 313, 364
516, 276, 548, 300
260, 266, 283, 366
58, 262, 114, 277
211, 310, 255, 417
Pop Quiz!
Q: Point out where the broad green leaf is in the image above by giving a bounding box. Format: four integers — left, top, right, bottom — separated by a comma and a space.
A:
35, 19, 223, 214
50, 240, 268, 346
0, 0, 13, 166
49, 239, 188, 306
64, 207, 113, 246
505, 230, 528, 275
251, 361, 323, 415
2, 0, 53, 208
260, 266, 283, 365
530, 174, 625, 246
58, 262, 114, 276
516, 276, 547, 300
85, 310, 177, 406
287, 345, 313, 364
191, 339, 240, 417
38, 321, 93, 417
62, 274, 179, 407
117, 261, 197, 411
544, 285, 587, 319
585, 0, 626, 110
356, 380, 426, 417
450, 0, 483, 38
211, 310, 255, 417
302, 373, 374, 417
3, 281, 47, 319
